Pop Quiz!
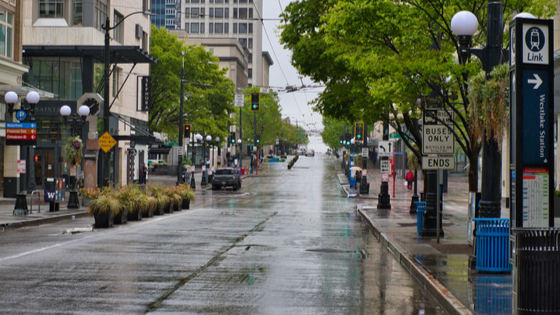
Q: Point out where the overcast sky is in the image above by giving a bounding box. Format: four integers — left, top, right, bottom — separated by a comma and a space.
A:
260, 0, 325, 133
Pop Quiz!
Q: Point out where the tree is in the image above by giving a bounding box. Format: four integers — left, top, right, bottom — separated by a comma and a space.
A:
321, 117, 346, 150
280, 0, 557, 192
149, 25, 236, 143
238, 87, 283, 146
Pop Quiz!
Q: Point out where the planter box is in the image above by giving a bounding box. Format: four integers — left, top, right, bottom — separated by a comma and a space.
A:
127, 207, 142, 221
182, 199, 190, 210
154, 205, 165, 216
164, 202, 173, 214
142, 206, 153, 218
173, 198, 182, 212
82, 198, 92, 207
114, 207, 128, 225
94, 211, 114, 228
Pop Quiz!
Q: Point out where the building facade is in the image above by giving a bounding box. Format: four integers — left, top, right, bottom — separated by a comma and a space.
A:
163, 0, 264, 87
17, 0, 154, 193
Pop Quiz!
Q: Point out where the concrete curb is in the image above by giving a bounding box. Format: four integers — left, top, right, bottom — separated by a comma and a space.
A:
1, 210, 90, 231
356, 207, 474, 315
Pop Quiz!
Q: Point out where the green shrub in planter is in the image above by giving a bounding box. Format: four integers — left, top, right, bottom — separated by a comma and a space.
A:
88, 195, 121, 228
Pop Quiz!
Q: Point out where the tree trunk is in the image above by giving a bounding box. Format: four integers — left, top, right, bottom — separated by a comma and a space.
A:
468, 150, 479, 192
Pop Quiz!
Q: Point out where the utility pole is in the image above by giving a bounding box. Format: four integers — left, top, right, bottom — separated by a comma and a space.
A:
177, 52, 185, 185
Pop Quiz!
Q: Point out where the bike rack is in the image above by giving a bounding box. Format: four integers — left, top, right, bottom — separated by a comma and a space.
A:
29, 190, 40, 214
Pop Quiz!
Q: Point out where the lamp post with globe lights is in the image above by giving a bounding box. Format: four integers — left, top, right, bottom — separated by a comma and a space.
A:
237, 139, 242, 170
450, 4, 510, 220
60, 105, 91, 209
6, 91, 41, 215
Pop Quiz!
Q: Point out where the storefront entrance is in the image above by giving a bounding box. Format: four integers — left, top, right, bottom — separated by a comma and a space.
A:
33, 147, 58, 189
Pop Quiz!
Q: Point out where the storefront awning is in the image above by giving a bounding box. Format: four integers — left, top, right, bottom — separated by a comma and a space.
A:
0, 85, 55, 98
149, 147, 171, 155
112, 135, 164, 146
23, 45, 158, 64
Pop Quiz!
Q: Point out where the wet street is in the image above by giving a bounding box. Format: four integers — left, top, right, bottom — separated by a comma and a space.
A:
0, 155, 447, 314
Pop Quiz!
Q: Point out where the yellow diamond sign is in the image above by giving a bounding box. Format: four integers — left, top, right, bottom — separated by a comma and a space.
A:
99, 132, 117, 153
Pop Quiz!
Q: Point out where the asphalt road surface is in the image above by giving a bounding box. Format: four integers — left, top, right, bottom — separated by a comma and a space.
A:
0, 154, 447, 314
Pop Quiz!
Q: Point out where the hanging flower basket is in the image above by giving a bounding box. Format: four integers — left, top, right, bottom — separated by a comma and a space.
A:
65, 136, 83, 166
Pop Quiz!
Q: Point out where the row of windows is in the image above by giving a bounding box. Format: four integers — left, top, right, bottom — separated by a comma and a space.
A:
186, 0, 254, 3
184, 7, 253, 19
184, 22, 253, 36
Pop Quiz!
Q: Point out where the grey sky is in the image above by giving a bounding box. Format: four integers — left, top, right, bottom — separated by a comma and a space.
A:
260, 0, 325, 133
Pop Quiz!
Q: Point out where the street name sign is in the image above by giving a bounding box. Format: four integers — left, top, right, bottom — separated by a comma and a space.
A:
378, 141, 393, 157
6, 122, 37, 146
422, 156, 455, 170
99, 132, 117, 153
422, 109, 454, 155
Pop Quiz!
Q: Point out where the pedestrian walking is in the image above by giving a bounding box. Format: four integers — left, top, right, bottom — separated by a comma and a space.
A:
355, 170, 362, 196
405, 170, 414, 191
141, 163, 148, 184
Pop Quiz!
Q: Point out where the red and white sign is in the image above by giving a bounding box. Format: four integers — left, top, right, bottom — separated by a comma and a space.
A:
382, 173, 389, 181
6, 134, 37, 140
17, 160, 26, 174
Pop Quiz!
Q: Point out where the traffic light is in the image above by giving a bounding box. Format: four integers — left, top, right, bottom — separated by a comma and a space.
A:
183, 124, 191, 138
339, 136, 343, 144
251, 92, 260, 111
346, 134, 351, 146
355, 122, 364, 142
256, 135, 261, 144
230, 132, 236, 144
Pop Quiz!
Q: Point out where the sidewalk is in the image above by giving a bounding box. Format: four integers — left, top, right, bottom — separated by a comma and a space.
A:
336, 157, 513, 315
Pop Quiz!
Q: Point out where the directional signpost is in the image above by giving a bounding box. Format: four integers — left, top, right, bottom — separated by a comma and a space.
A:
6, 122, 37, 146
378, 141, 393, 157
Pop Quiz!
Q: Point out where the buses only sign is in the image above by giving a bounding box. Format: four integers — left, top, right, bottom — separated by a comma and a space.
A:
422, 109, 454, 155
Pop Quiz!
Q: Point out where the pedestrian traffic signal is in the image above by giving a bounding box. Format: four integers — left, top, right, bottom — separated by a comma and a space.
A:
251, 92, 260, 111
184, 124, 191, 138
230, 132, 236, 144
256, 135, 261, 144
355, 122, 364, 142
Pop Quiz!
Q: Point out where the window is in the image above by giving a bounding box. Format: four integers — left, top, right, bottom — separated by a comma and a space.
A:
165, 19, 175, 25
239, 23, 247, 33
249, 8, 253, 19
233, 23, 237, 33
0, 12, 13, 58
39, 0, 65, 18
191, 0, 199, 2
191, 8, 199, 18
238, 38, 247, 47
209, 48, 214, 53
201, 8, 205, 16
114, 11, 124, 44
215, 0, 223, 2
215, 8, 223, 18
95, 1, 107, 31
215, 23, 223, 33
73, 0, 83, 26
239, 0, 247, 3
224, 23, 229, 33
200, 23, 205, 33
248, 38, 253, 48
165, 9, 175, 15
185, 22, 189, 30
209, 8, 213, 17
142, 31, 149, 51
184, 8, 189, 17
248, 53, 252, 63
248, 23, 252, 34
209, 23, 213, 33
233, 8, 238, 18
225, 8, 229, 18
248, 69, 252, 78
239, 8, 247, 19
191, 23, 199, 33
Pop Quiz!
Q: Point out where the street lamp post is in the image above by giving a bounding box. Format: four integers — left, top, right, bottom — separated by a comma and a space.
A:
192, 134, 203, 189
451, 3, 508, 219
101, 11, 154, 188
7, 91, 41, 215
237, 139, 242, 171
60, 105, 90, 209
177, 57, 215, 186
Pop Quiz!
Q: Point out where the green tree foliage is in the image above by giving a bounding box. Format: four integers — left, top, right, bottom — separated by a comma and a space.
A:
280, 0, 557, 191
321, 118, 346, 150
149, 25, 235, 144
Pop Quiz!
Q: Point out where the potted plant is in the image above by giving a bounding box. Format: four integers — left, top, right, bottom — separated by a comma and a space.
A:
161, 186, 176, 213
148, 184, 168, 215
88, 194, 120, 228
80, 187, 100, 206
115, 184, 143, 222
143, 195, 157, 218
176, 183, 196, 210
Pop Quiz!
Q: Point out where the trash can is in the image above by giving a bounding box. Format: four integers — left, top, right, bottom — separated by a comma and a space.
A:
241, 167, 245, 175
473, 218, 511, 272
513, 228, 560, 314
415, 201, 426, 234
